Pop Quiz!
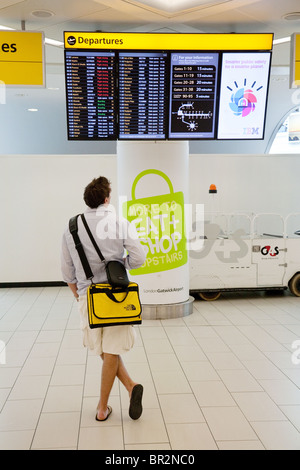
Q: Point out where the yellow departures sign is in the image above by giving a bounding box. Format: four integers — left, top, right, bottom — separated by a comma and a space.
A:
64, 31, 273, 51
0, 31, 45, 86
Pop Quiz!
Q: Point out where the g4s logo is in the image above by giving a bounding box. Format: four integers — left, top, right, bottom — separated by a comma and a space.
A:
261, 245, 279, 257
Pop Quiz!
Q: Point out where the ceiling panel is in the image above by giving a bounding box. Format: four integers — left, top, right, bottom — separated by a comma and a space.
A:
0, 0, 299, 40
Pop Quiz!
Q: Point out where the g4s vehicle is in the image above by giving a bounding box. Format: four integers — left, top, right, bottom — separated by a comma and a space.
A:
189, 213, 300, 300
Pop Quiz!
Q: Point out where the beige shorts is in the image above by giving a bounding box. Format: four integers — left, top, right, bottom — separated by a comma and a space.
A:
78, 295, 136, 356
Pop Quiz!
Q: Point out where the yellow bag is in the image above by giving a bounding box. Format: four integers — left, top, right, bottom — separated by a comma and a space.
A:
87, 282, 142, 328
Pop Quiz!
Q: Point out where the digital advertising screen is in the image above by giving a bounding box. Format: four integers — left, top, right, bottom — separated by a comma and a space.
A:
168, 52, 219, 139
217, 52, 271, 140
65, 50, 117, 140
118, 52, 168, 140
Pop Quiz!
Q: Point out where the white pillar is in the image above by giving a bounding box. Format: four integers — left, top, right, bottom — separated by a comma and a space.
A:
117, 141, 192, 315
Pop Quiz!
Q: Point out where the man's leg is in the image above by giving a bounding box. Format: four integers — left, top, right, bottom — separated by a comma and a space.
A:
97, 354, 143, 420
96, 352, 118, 420
116, 355, 137, 396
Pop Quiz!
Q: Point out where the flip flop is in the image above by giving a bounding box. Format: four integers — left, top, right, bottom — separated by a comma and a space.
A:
129, 384, 143, 420
95, 405, 112, 422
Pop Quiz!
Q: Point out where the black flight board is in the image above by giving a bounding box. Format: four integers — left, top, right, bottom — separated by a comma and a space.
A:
65, 51, 117, 140
118, 52, 168, 139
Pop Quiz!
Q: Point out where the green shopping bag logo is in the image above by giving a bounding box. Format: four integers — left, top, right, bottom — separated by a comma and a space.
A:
123, 169, 187, 275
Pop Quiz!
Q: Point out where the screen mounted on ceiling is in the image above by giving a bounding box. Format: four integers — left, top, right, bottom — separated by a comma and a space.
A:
168, 52, 219, 139
217, 52, 271, 140
118, 52, 168, 140
63, 32, 273, 141
65, 50, 117, 140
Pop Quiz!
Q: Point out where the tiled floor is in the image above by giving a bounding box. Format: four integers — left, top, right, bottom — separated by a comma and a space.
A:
1, 286, 300, 450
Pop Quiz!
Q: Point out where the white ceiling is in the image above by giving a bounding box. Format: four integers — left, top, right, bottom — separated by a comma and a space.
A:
0, 0, 300, 41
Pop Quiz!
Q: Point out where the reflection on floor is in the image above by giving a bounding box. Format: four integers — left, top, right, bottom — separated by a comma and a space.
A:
0, 286, 300, 450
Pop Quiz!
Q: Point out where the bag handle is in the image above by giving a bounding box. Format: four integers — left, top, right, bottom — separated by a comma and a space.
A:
69, 215, 94, 281
105, 290, 129, 303
131, 169, 174, 201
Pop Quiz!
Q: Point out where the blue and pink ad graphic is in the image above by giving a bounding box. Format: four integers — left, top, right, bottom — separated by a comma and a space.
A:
217, 52, 271, 139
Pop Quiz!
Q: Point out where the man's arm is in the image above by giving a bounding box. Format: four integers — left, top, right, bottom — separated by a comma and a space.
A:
67, 282, 79, 301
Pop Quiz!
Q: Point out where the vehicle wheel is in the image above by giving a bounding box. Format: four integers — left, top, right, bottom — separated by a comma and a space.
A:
199, 291, 221, 301
289, 273, 300, 297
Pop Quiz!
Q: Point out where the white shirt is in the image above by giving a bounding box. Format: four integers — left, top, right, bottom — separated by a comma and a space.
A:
61, 204, 146, 295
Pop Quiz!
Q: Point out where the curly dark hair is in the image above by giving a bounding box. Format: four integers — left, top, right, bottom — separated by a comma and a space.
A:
83, 176, 111, 208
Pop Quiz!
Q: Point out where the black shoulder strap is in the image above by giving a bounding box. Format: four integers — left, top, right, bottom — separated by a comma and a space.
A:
69, 214, 94, 280
80, 213, 106, 264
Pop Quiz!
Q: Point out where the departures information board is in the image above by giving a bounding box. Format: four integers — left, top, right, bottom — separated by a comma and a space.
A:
64, 32, 273, 141
118, 52, 168, 139
65, 51, 117, 140
169, 53, 219, 139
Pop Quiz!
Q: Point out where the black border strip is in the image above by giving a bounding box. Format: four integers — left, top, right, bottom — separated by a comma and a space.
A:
0, 282, 67, 288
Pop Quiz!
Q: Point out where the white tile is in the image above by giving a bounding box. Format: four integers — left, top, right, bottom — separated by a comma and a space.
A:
188, 325, 219, 339
0, 367, 21, 388
233, 392, 287, 421
123, 408, 168, 445
0, 430, 34, 450
78, 426, 124, 450
143, 338, 174, 354
238, 326, 286, 352
125, 443, 171, 450
196, 336, 231, 353
159, 393, 205, 424
242, 359, 286, 380
217, 440, 265, 450
152, 369, 191, 394
43, 385, 83, 413
19, 357, 56, 376
180, 361, 220, 381
251, 421, 300, 450
0, 389, 10, 411
139, 326, 167, 340
166, 423, 217, 450
28, 342, 60, 358
173, 344, 207, 362
147, 353, 182, 372
218, 370, 263, 392
164, 326, 198, 346
9, 375, 50, 400
32, 412, 81, 449
202, 406, 258, 441
50, 364, 85, 386
35, 330, 64, 343
259, 379, 300, 405
0, 399, 43, 431
191, 381, 236, 407
56, 348, 87, 365
264, 350, 299, 370
206, 352, 244, 370
280, 405, 300, 432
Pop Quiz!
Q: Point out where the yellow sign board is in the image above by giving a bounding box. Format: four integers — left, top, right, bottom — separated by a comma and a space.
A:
290, 33, 300, 88
64, 31, 273, 51
0, 31, 45, 86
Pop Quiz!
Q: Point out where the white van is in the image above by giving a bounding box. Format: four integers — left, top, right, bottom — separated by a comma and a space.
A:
189, 213, 300, 300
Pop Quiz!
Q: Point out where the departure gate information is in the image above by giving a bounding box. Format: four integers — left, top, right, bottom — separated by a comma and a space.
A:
65, 51, 117, 139
118, 52, 168, 139
169, 53, 219, 139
